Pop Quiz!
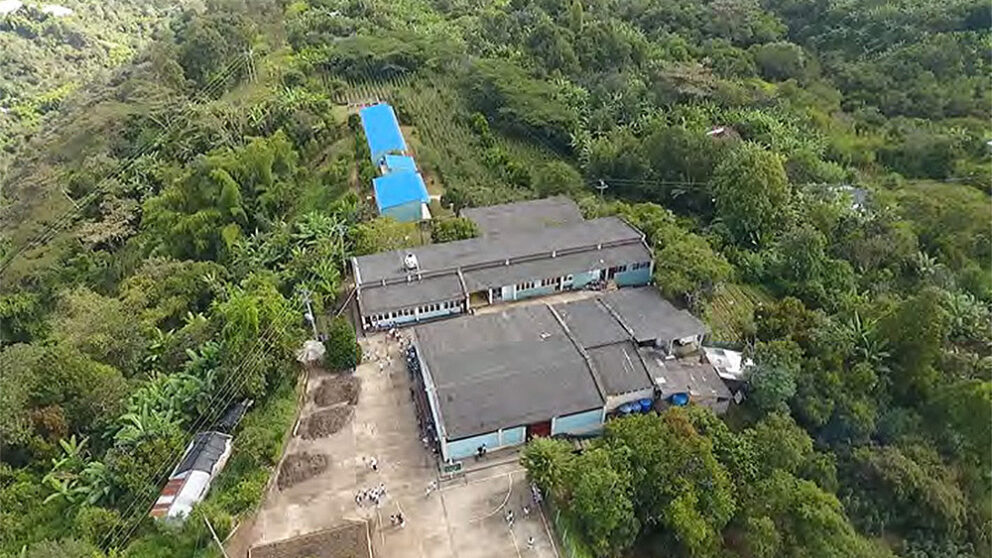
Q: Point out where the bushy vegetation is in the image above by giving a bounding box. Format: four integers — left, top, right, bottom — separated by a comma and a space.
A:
1, 0, 989, 556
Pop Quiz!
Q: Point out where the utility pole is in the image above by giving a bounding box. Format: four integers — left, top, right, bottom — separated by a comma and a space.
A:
203, 516, 230, 558
595, 179, 609, 199
301, 288, 318, 340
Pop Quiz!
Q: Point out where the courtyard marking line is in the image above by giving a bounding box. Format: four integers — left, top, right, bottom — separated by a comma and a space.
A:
537, 503, 561, 558
507, 524, 523, 558
466, 472, 515, 524
438, 485, 463, 558
439, 466, 525, 492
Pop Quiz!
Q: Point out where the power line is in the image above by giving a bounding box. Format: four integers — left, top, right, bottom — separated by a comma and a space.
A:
98, 215, 351, 551
585, 174, 988, 194
97, 288, 311, 550
0, 54, 250, 276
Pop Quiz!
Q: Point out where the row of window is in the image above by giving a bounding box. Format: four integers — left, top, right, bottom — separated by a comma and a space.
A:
368, 300, 461, 324
631, 261, 651, 270
517, 275, 571, 291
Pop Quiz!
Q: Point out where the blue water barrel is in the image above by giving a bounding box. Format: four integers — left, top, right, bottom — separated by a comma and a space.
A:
669, 393, 690, 406
638, 399, 653, 412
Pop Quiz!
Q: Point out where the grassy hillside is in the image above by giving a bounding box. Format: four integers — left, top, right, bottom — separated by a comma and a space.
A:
0, 0, 184, 165
1, 0, 989, 557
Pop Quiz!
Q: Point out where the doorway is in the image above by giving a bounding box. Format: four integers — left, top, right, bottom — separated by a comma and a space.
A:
527, 420, 552, 439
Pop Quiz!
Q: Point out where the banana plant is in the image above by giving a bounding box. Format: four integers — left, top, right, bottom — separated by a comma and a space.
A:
42, 435, 90, 505
114, 406, 178, 445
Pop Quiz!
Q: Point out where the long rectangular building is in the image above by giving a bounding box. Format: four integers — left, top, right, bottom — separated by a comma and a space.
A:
352, 198, 654, 331
412, 287, 728, 462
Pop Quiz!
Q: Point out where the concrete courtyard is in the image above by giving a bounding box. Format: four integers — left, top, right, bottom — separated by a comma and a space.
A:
230, 331, 559, 558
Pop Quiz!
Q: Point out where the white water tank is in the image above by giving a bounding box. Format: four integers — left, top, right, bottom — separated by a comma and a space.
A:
404, 253, 419, 270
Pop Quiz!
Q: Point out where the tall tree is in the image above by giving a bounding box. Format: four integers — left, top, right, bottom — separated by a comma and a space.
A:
712, 142, 791, 247
323, 316, 361, 371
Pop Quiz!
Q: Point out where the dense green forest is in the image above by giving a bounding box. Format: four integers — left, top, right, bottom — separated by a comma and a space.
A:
0, 0, 989, 557
0, 0, 183, 166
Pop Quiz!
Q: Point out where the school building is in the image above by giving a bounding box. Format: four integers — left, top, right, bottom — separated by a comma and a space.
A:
351, 197, 654, 331
410, 287, 732, 462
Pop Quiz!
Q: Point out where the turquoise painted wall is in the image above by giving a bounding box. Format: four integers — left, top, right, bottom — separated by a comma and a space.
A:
552, 408, 603, 435
571, 270, 600, 289
383, 201, 424, 223
446, 431, 501, 460
614, 266, 652, 287
500, 427, 525, 446
369, 303, 462, 329
416, 306, 462, 322
376, 313, 418, 328
513, 284, 556, 301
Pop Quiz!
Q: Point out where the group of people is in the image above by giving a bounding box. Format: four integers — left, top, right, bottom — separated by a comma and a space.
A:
368, 328, 409, 373
355, 482, 387, 507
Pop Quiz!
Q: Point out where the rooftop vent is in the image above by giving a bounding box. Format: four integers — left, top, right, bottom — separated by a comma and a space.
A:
404, 253, 419, 270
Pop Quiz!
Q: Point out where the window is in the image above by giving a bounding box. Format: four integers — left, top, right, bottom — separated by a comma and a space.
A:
632, 261, 651, 270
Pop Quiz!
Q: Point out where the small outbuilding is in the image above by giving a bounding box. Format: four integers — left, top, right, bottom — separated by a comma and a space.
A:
150, 431, 232, 520
359, 103, 407, 164
373, 171, 431, 223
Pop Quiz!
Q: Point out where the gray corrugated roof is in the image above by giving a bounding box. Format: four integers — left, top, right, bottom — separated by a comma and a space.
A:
359, 273, 464, 314
414, 287, 720, 439
415, 305, 603, 439
173, 431, 231, 477
554, 298, 630, 348
354, 217, 642, 285
461, 243, 652, 293
462, 197, 584, 236
639, 348, 731, 400
587, 343, 653, 395
599, 288, 706, 343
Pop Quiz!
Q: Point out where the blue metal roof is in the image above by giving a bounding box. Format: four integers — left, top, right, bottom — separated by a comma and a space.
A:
359, 103, 407, 163
373, 171, 430, 211
383, 154, 417, 174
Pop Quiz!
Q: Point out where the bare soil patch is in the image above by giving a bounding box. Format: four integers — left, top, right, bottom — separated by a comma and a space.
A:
313, 375, 360, 407
248, 521, 370, 558
302, 406, 354, 439
277, 452, 329, 490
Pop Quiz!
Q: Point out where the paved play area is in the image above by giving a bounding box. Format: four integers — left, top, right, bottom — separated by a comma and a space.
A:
230, 331, 559, 558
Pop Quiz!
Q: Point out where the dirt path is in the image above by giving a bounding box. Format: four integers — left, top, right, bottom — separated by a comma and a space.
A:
226, 332, 558, 558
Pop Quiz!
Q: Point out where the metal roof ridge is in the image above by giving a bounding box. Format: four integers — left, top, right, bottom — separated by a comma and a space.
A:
359, 236, 644, 286
595, 296, 637, 340
546, 303, 607, 403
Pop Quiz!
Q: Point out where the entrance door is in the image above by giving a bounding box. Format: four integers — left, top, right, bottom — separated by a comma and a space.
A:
527, 420, 552, 439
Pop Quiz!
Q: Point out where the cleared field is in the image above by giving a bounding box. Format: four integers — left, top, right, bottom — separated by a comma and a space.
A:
703, 283, 773, 345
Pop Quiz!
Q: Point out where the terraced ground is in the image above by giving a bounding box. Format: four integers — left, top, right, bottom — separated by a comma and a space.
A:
703, 283, 773, 345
